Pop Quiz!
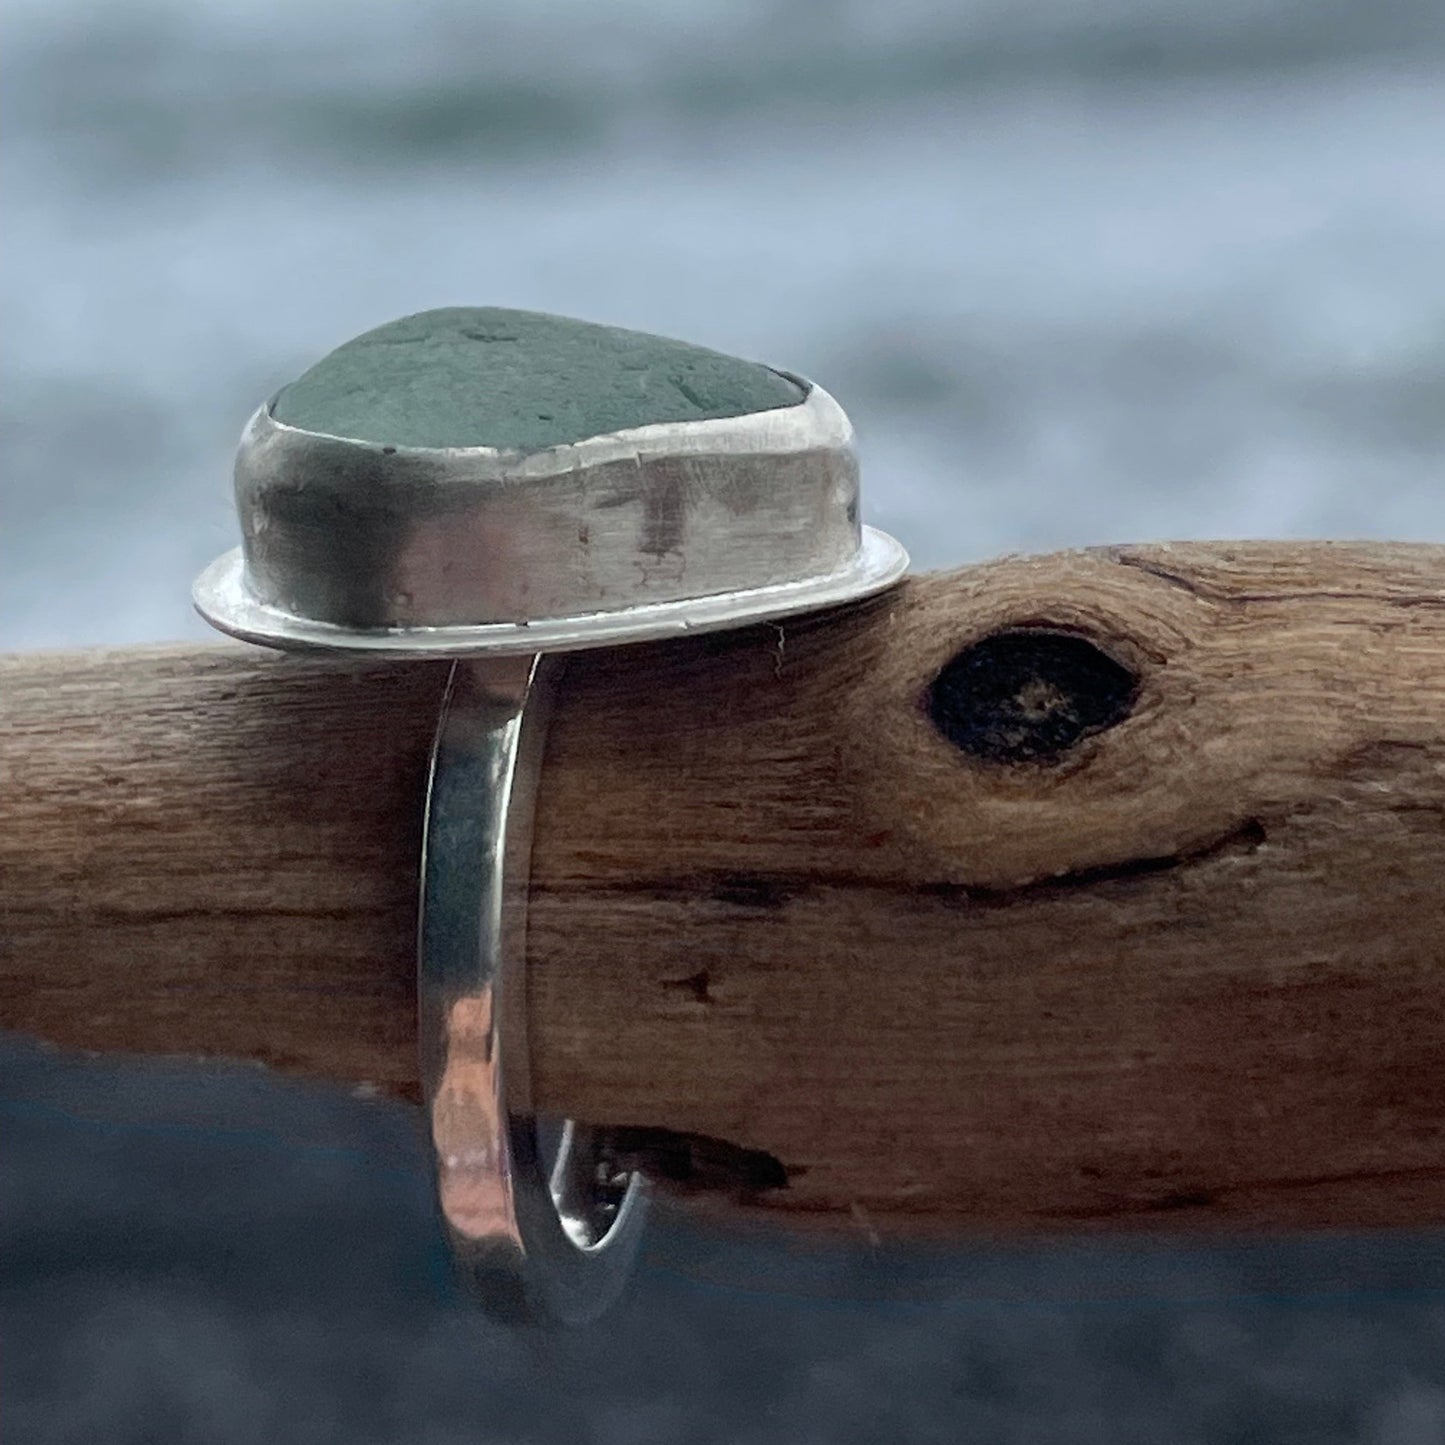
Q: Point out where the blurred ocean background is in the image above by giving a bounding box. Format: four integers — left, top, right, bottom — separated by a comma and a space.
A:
5, 0, 1445, 1439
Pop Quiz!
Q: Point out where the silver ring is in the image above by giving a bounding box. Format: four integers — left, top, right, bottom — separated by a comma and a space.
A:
419, 654, 648, 1325
193, 306, 912, 1324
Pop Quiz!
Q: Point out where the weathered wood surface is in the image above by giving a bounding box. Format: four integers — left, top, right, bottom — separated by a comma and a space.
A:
5, 541, 1445, 1237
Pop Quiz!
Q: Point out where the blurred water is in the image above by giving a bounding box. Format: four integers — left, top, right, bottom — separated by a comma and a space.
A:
6, 0, 1445, 647
6, 2, 1445, 1441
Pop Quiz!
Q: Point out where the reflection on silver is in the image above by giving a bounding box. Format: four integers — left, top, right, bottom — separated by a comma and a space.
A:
192, 379, 908, 656
419, 655, 647, 1325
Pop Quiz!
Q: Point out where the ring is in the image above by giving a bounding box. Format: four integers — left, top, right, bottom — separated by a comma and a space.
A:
192, 306, 909, 1324
418, 653, 648, 1325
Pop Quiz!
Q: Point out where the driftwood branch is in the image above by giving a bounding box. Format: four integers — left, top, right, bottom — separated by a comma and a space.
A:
5, 542, 1445, 1236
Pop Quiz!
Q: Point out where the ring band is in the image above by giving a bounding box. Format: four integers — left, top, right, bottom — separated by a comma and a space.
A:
419, 655, 649, 1325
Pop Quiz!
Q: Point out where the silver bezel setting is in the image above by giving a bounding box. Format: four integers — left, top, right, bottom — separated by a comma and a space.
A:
193, 378, 908, 655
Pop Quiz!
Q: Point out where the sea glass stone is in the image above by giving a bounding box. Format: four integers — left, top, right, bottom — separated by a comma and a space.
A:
272, 306, 806, 452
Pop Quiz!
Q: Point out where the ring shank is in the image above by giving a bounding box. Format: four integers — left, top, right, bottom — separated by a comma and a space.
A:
418, 656, 648, 1325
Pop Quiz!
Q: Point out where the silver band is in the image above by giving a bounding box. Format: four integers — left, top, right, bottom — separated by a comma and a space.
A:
419, 655, 649, 1325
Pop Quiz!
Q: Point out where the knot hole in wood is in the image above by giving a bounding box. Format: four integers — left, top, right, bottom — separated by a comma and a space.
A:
926, 629, 1140, 764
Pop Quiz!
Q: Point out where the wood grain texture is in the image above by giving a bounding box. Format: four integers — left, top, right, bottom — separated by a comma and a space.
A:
4, 541, 1445, 1237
